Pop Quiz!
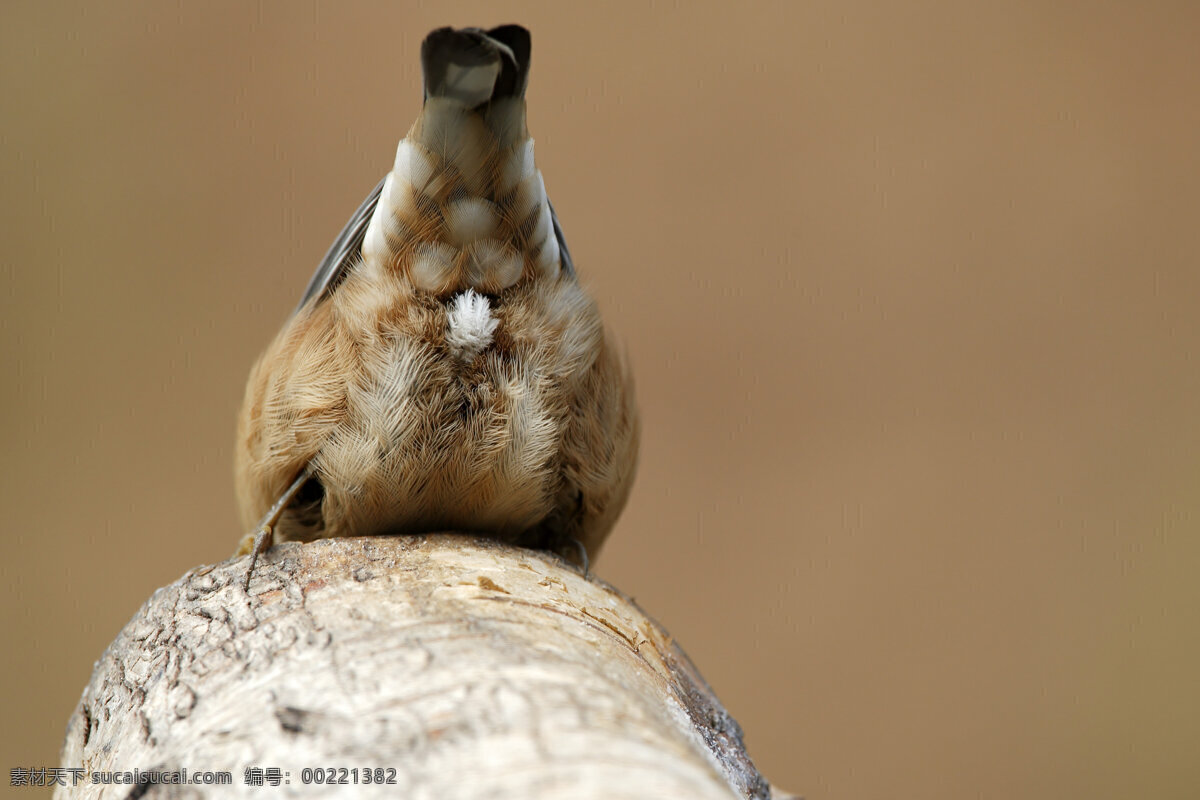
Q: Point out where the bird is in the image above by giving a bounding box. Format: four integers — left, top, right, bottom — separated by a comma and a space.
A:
233, 25, 639, 589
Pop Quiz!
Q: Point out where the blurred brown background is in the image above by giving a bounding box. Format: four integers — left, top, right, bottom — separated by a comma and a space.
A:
3, 2, 1199, 798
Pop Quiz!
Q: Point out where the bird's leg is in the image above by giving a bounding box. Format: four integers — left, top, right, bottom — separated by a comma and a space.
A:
568, 536, 590, 578
243, 466, 314, 592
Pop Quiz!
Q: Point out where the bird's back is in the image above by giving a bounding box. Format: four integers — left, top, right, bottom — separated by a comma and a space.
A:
235, 26, 638, 561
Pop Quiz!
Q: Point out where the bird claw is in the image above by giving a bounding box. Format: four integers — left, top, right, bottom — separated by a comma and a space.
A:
242, 525, 273, 593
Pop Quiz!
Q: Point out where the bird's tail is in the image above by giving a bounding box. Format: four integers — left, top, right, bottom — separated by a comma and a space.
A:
420, 25, 531, 107
361, 24, 565, 295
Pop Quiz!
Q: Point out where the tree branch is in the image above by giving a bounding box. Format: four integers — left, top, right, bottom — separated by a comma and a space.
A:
58, 535, 791, 799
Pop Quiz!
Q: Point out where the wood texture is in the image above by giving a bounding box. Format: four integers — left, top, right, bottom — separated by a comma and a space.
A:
58, 536, 788, 799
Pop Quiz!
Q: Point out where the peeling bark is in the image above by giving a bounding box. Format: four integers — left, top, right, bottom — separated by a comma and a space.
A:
58, 535, 793, 799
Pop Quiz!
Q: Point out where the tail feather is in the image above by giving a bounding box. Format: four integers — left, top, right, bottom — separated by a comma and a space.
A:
358, 23, 568, 294
421, 25, 531, 108
484, 25, 531, 99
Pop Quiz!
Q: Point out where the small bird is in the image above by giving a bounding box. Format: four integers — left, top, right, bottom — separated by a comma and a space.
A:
234, 25, 639, 588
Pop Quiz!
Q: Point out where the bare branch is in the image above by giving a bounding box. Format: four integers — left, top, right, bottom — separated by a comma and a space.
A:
58, 536, 788, 799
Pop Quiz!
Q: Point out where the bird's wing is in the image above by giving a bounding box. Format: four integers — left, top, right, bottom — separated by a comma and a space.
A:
295, 177, 385, 313
548, 199, 576, 278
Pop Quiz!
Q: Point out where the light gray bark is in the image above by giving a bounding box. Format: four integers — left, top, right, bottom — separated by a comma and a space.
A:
58, 535, 791, 799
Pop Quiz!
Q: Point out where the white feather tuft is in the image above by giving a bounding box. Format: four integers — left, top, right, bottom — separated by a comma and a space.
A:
446, 289, 499, 361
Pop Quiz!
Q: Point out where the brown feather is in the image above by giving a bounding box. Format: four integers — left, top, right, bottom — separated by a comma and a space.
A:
236, 27, 638, 564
